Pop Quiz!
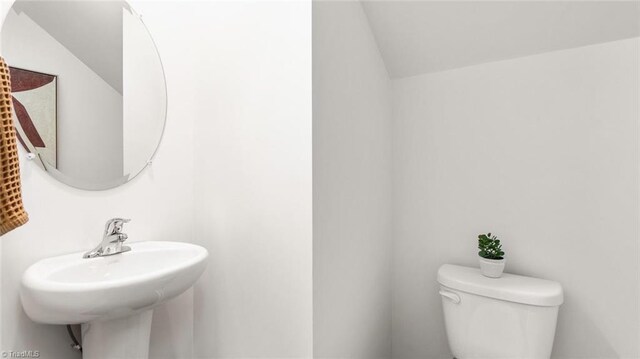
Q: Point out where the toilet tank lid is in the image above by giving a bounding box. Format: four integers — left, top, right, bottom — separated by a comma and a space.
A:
437, 264, 563, 307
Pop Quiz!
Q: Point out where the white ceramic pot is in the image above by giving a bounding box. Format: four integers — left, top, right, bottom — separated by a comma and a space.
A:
479, 257, 505, 278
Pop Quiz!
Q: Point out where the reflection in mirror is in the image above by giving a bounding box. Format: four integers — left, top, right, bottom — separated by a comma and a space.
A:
1, 0, 167, 190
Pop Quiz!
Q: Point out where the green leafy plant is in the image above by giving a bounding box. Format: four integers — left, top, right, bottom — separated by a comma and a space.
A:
478, 233, 505, 260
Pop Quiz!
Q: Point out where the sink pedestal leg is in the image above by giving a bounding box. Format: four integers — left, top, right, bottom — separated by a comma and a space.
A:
81, 310, 154, 359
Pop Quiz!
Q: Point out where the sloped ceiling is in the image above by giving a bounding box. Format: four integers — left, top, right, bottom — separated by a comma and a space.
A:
362, 1, 640, 78
13, 0, 125, 93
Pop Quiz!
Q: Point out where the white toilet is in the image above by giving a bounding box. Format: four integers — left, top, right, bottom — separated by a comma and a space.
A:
438, 264, 563, 359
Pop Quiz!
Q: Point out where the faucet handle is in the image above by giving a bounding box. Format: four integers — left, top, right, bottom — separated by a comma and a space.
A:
104, 218, 131, 234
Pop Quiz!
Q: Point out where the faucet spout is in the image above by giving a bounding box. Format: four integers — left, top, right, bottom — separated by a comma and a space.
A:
83, 218, 132, 258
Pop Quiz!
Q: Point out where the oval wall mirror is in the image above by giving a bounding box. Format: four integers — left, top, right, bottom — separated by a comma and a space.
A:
1, 0, 167, 190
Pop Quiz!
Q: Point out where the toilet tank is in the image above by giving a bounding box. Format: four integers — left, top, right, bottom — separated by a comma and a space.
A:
437, 264, 563, 359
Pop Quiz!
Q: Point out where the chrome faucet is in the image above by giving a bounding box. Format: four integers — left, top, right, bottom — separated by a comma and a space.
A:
83, 218, 131, 258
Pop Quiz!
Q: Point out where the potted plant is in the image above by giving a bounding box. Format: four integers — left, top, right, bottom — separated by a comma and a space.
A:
478, 232, 505, 278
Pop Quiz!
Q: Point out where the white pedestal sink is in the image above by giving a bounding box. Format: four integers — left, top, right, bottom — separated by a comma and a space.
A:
20, 241, 208, 359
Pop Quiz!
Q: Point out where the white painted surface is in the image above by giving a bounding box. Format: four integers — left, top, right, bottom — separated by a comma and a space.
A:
2, 2, 636, 359
392, 38, 640, 359
0, 1, 313, 358
313, 2, 392, 358
189, 1, 313, 357
0, 1, 196, 358
122, 6, 166, 179
362, 1, 640, 77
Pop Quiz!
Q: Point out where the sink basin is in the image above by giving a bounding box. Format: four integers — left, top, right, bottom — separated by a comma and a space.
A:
21, 241, 208, 359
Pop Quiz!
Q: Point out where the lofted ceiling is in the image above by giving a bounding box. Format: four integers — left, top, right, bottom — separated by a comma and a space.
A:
361, 1, 640, 78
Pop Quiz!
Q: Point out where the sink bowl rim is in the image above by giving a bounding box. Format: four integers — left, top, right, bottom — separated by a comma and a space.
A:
22, 241, 208, 293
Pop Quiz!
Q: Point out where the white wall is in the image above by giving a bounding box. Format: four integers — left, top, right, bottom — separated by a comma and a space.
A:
189, 1, 313, 358
392, 38, 640, 359
0, 1, 314, 358
312, 2, 392, 358
123, 5, 166, 179
0, 1, 196, 358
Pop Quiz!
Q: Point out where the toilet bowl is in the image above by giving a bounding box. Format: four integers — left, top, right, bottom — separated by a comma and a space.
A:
437, 264, 563, 359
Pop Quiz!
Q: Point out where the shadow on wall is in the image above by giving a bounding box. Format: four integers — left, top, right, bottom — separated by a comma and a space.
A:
12, 303, 81, 359
552, 298, 618, 358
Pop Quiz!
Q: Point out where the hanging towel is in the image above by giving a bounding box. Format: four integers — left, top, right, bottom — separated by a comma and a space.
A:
0, 57, 28, 235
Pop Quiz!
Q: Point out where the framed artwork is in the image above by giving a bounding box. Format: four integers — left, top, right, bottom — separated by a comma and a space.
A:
9, 66, 57, 168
